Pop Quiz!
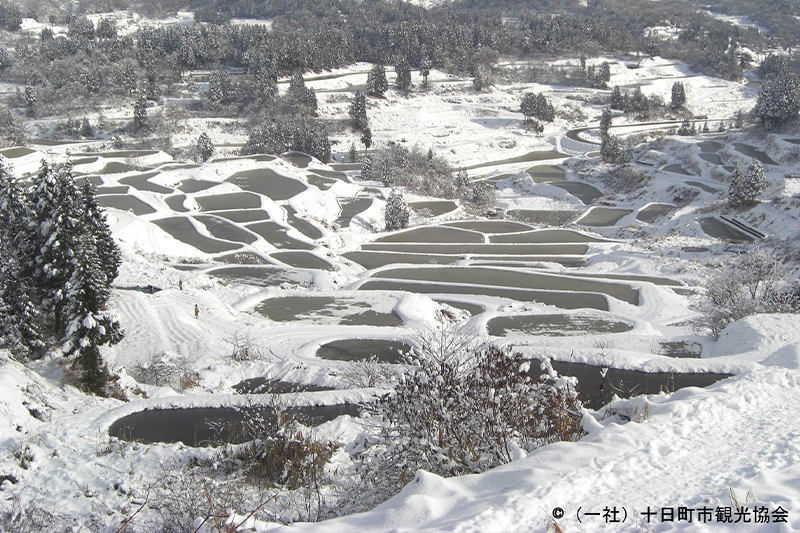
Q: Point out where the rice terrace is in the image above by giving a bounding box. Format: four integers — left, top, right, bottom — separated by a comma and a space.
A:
0, 0, 799, 531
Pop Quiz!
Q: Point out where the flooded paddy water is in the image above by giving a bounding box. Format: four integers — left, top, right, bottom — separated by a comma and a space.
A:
255, 296, 402, 326
109, 404, 360, 446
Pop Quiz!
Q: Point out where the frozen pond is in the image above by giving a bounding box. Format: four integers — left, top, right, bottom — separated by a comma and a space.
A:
255, 296, 402, 326
409, 201, 459, 216
662, 164, 693, 176
529, 360, 731, 409
697, 141, 723, 153
286, 206, 324, 240
636, 203, 674, 223
376, 226, 484, 244
698, 217, 756, 243
685, 181, 720, 194
306, 174, 337, 190
109, 404, 360, 446
165, 194, 189, 212
464, 150, 568, 171
271, 251, 332, 270
246, 221, 315, 250
575, 207, 633, 227
226, 168, 307, 200
95, 186, 130, 195
359, 279, 609, 310
343, 251, 460, 269
176, 179, 219, 193
336, 198, 373, 227
281, 151, 313, 168
373, 266, 640, 305
99, 161, 137, 174
443, 220, 533, 233
316, 339, 412, 364
204, 209, 271, 223
506, 209, 579, 226
699, 153, 723, 166
489, 229, 609, 244
195, 192, 262, 211
233, 378, 334, 394
308, 169, 348, 180
98, 195, 157, 216
193, 215, 259, 244
733, 143, 777, 165
361, 242, 590, 255
216, 252, 270, 265
550, 181, 603, 204
119, 172, 173, 194
525, 165, 566, 182
0, 146, 36, 158
208, 266, 314, 287
487, 314, 634, 337
658, 340, 702, 358
152, 217, 242, 253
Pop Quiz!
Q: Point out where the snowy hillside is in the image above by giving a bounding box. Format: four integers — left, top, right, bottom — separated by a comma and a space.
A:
0, 42, 799, 533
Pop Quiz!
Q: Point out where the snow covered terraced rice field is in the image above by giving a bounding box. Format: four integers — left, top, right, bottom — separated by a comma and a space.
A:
4, 50, 800, 532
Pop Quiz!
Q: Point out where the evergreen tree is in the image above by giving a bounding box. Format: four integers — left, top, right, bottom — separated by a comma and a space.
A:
601, 134, 632, 165
702, 121, 710, 133
0, 165, 42, 357
133, 94, 148, 133
207, 69, 229, 106
349, 143, 358, 163
367, 64, 388, 97
361, 155, 373, 180
288, 73, 317, 113
28, 162, 85, 331
385, 189, 410, 231
727, 161, 746, 207
395, 59, 412, 94
79, 118, 94, 138
361, 127, 373, 154
731, 160, 766, 206
196, 132, 215, 162
80, 181, 122, 286
349, 91, 368, 130
24, 85, 36, 116
610, 86, 624, 110
520, 93, 555, 122
0, 252, 43, 358
677, 118, 694, 136
64, 233, 123, 395
599, 108, 613, 139
753, 72, 800, 129
671, 81, 686, 108
420, 56, 432, 87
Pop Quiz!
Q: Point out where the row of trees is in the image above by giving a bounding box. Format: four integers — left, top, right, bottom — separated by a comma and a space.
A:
241, 119, 331, 162
362, 144, 493, 210
0, 0, 772, 119
0, 162, 122, 394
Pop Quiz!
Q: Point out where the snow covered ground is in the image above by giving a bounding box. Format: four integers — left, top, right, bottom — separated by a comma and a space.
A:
1, 53, 799, 532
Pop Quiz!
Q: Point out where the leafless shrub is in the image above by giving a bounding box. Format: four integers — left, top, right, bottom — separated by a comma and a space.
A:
134, 353, 198, 390
599, 165, 651, 194
698, 248, 798, 338
339, 357, 401, 388
227, 331, 265, 362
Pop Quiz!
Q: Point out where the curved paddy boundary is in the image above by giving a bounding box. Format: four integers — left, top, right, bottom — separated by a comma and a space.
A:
370, 266, 640, 305
358, 279, 610, 311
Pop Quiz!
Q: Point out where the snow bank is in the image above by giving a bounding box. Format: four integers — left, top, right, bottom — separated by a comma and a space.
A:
712, 314, 800, 360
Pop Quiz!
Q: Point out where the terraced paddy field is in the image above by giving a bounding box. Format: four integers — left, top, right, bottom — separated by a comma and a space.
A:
255, 295, 402, 326
226, 168, 307, 200
77, 144, 769, 444
487, 313, 635, 337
